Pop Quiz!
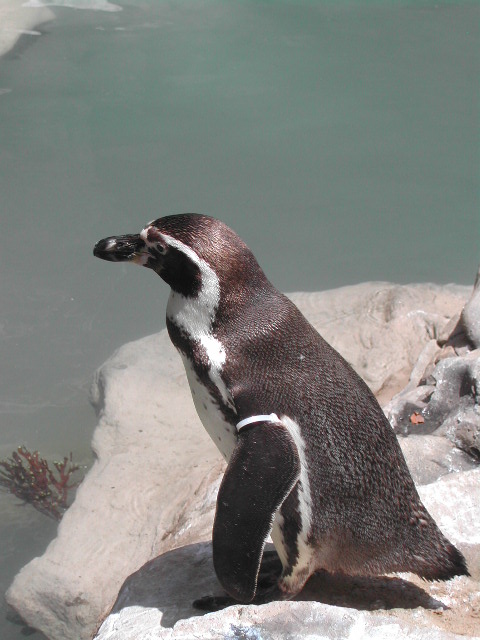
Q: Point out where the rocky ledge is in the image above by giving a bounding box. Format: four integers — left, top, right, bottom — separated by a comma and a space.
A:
6, 280, 480, 640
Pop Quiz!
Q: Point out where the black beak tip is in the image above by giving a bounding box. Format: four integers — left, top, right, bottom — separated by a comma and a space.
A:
93, 234, 146, 262
93, 238, 112, 260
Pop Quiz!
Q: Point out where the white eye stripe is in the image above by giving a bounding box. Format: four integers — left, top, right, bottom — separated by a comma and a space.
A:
140, 226, 163, 245
140, 228, 182, 256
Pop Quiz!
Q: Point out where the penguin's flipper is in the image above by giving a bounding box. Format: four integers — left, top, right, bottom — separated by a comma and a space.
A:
212, 421, 301, 603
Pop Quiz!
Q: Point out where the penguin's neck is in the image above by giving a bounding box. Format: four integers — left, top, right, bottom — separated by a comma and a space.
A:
167, 287, 222, 358
166, 257, 236, 403
166, 254, 220, 345
166, 276, 237, 443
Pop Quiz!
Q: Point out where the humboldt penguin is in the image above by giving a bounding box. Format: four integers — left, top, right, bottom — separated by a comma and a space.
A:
94, 214, 468, 609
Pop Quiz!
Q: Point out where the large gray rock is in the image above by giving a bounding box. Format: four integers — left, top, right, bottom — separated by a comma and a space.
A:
0, 0, 54, 58
398, 435, 476, 486
95, 599, 479, 640
425, 352, 480, 458
92, 468, 480, 640
461, 266, 480, 349
425, 352, 480, 424
386, 350, 480, 464
418, 469, 480, 579
5, 282, 473, 640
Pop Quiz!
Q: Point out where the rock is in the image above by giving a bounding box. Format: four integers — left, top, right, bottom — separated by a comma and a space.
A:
0, 0, 54, 58
384, 384, 437, 436
424, 352, 480, 431
5, 282, 472, 640
436, 265, 480, 353
93, 469, 480, 639
385, 349, 480, 461
455, 422, 480, 461
418, 469, 480, 580
95, 600, 479, 640
398, 435, 476, 486
425, 352, 480, 427
406, 340, 444, 390
461, 266, 480, 349
385, 271, 480, 451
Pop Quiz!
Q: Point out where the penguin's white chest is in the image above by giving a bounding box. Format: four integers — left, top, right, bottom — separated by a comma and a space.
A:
182, 356, 238, 461
167, 283, 238, 462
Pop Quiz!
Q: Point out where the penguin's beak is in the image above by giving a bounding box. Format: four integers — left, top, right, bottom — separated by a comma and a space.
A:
93, 234, 148, 265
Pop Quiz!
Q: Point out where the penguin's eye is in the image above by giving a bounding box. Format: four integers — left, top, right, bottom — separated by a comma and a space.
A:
149, 243, 167, 260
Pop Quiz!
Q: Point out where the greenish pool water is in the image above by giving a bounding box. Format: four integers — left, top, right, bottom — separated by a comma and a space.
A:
0, 1, 478, 637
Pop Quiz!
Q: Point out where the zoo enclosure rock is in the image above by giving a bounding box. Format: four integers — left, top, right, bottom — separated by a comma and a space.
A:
5, 282, 472, 640
95, 599, 479, 640
94, 468, 480, 639
461, 265, 480, 349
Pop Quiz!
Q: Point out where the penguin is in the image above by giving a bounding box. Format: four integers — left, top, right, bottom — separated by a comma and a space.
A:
93, 214, 469, 610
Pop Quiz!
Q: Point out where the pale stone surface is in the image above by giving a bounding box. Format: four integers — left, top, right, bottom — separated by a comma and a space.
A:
418, 469, 480, 578
398, 435, 476, 486
5, 282, 474, 640
0, 0, 54, 58
425, 352, 480, 427
425, 353, 480, 459
461, 266, 480, 349
96, 600, 480, 640
385, 348, 480, 463
93, 468, 480, 640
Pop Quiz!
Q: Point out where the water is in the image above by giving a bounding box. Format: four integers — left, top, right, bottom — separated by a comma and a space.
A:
0, 1, 478, 637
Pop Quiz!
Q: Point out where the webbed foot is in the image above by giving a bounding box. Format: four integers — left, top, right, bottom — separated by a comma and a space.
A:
192, 595, 236, 611
192, 583, 282, 611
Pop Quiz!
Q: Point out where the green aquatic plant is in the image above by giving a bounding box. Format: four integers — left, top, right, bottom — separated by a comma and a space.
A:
0, 447, 83, 521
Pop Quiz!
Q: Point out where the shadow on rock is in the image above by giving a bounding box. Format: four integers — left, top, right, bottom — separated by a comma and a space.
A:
110, 541, 443, 628
299, 569, 443, 611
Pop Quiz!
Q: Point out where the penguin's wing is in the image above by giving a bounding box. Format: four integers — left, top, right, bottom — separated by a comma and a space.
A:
212, 419, 300, 602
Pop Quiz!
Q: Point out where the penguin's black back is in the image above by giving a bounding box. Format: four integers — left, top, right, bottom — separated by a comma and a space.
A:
217, 287, 468, 580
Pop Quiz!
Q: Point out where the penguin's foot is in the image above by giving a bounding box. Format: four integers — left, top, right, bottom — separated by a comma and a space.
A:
192, 584, 282, 612
192, 595, 236, 612
192, 551, 283, 611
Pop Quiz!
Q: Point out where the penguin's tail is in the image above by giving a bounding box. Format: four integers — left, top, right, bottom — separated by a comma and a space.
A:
394, 491, 471, 582
417, 541, 470, 581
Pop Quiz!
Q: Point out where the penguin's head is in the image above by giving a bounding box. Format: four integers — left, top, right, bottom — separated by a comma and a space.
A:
94, 214, 267, 298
